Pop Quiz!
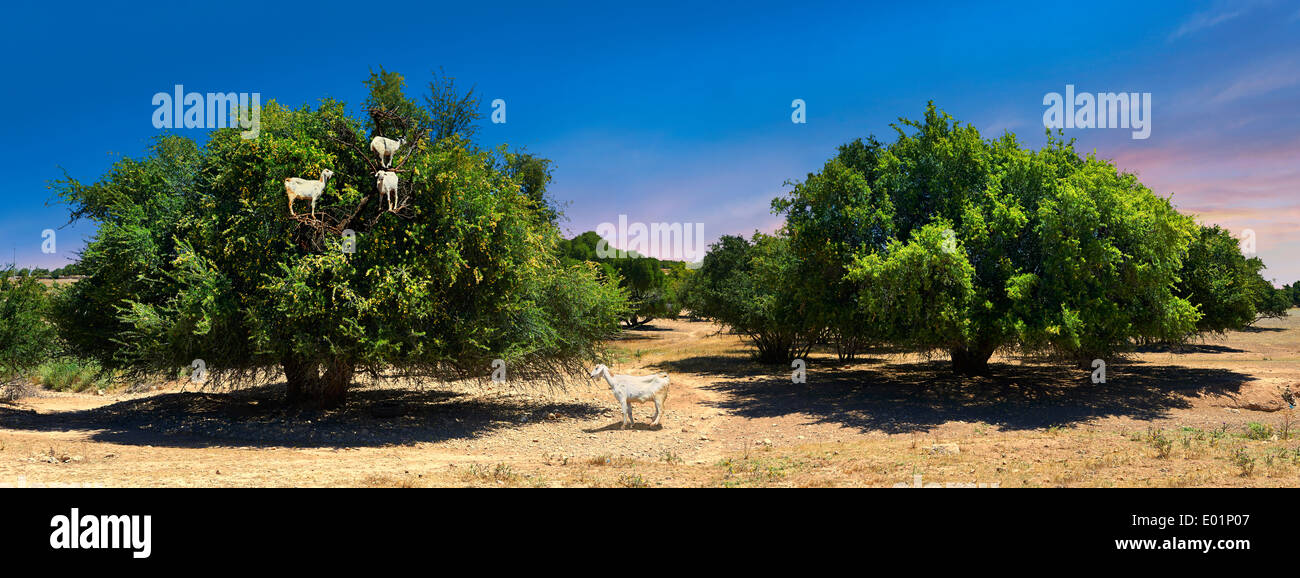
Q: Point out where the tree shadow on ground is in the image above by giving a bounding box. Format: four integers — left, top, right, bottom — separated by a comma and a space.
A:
582, 421, 664, 433
1237, 326, 1285, 333
655, 353, 891, 380
0, 383, 604, 449
1133, 343, 1246, 354
623, 323, 673, 332
697, 359, 1253, 434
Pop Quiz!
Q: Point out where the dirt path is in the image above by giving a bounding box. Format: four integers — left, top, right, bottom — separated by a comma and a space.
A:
2, 315, 1298, 487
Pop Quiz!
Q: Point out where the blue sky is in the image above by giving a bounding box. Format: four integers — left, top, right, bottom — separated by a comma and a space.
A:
3, 0, 1299, 281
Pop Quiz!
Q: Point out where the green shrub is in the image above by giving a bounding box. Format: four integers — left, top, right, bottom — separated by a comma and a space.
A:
36, 358, 113, 392
0, 270, 59, 382
1231, 447, 1255, 477
1245, 422, 1274, 441
1146, 428, 1173, 458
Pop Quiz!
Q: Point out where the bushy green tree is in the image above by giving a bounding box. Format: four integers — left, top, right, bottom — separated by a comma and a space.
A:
0, 270, 58, 383
52, 71, 626, 407
1282, 282, 1300, 309
52, 135, 205, 364
774, 158, 893, 359
692, 233, 819, 362
1175, 225, 1270, 332
1249, 275, 1291, 322
769, 104, 1203, 373
557, 231, 688, 327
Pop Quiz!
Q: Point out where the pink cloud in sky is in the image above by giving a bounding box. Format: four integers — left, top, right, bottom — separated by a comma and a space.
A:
1108, 143, 1300, 285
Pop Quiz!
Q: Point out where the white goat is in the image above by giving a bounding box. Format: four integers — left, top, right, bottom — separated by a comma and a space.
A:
589, 364, 670, 429
370, 136, 406, 168
374, 170, 399, 210
284, 169, 333, 217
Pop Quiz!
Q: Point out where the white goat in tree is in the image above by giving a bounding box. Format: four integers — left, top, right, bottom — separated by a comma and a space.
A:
374, 170, 399, 210
284, 169, 334, 217
589, 364, 671, 429
370, 136, 406, 168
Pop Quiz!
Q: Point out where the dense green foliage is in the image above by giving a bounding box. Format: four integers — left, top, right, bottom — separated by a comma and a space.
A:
1280, 282, 1300, 309
699, 104, 1281, 372
773, 159, 893, 359
33, 358, 112, 392
1251, 278, 1292, 321
51, 70, 627, 407
1176, 225, 1285, 332
557, 231, 689, 327
0, 270, 59, 382
690, 234, 820, 362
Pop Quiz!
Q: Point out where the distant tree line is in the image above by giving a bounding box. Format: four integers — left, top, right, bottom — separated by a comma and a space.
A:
5, 263, 86, 278
557, 231, 693, 327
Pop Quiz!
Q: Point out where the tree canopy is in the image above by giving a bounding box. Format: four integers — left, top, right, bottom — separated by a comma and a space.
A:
0, 269, 58, 384
697, 103, 1282, 372
51, 69, 627, 407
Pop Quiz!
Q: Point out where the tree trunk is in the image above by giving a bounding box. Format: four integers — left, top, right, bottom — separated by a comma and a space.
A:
754, 335, 794, 364
836, 332, 861, 361
949, 344, 995, 376
281, 356, 319, 403
623, 314, 653, 328
317, 359, 354, 409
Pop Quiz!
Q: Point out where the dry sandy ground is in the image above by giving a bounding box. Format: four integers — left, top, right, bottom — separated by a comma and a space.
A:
2, 313, 1299, 487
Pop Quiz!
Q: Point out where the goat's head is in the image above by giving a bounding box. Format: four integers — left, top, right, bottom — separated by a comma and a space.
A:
588, 364, 607, 378
320, 169, 334, 182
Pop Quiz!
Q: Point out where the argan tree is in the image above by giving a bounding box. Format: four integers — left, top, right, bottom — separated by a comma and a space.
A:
1175, 224, 1281, 333
691, 233, 820, 362
0, 270, 58, 385
773, 158, 894, 360
52, 70, 627, 407
769, 104, 1208, 373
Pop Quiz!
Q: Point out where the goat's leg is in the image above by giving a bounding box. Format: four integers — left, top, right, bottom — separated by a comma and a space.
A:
651, 398, 662, 426
622, 400, 632, 428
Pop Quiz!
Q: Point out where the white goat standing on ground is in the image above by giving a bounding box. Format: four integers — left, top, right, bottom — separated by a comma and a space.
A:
589, 364, 670, 429
370, 136, 405, 168
284, 169, 334, 217
374, 170, 399, 210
